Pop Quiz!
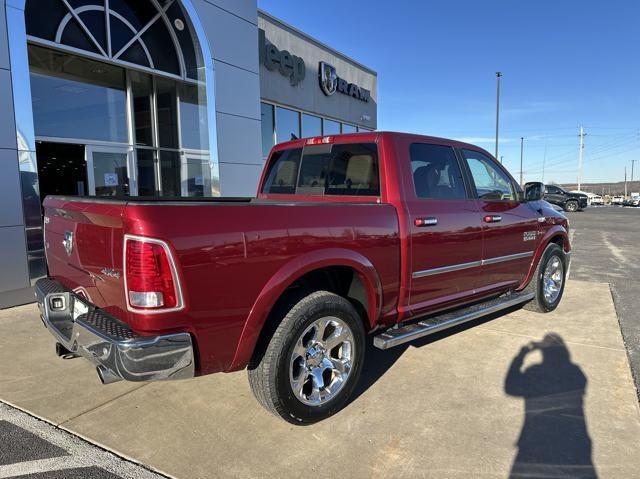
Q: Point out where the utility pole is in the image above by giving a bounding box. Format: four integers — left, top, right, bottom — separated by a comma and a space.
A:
500, 156, 504, 164
495, 72, 502, 160
519, 137, 524, 186
624, 166, 628, 197
632, 159, 637, 182
577, 126, 586, 191
542, 136, 548, 184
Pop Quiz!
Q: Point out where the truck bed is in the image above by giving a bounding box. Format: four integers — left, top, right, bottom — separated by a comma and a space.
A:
43, 195, 401, 375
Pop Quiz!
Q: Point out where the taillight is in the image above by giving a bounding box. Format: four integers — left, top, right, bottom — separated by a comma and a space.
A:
305, 136, 333, 145
124, 236, 182, 311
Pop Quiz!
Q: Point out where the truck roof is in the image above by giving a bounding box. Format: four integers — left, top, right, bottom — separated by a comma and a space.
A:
272, 131, 492, 155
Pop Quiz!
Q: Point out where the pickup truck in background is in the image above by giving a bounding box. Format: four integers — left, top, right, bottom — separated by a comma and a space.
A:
37, 132, 570, 424
543, 185, 588, 212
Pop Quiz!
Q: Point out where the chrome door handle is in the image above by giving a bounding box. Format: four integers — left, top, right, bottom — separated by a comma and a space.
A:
414, 217, 438, 227
483, 215, 502, 223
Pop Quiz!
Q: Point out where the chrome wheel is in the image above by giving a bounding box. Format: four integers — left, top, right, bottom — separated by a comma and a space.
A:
289, 316, 355, 406
542, 256, 564, 304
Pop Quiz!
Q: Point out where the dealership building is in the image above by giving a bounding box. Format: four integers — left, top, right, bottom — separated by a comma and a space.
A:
0, 0, 377, 308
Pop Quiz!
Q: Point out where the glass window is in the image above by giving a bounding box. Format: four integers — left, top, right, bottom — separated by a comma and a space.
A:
179, 83, 209, 150
302, 114, 322, 139
342, 124, 357, 134
28, 46, 127, 142
410, 144, 467, 200
276, 107, 300, 144
323, 119, 340, 135
131, 71, 153, 146
261, 103, 275, 158
136, 149, 156, 196
186, 156, 212, 197
261, 148, 302, 194
319, 143, 380, 196
155, 78, 179, 149
160, 151, 181, 196
463, 149, 515, 201
92, 152, 129, 196
262, 143, 380, 196
140, 19, 180, 75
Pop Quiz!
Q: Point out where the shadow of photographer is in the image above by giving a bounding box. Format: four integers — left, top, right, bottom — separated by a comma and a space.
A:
505, 333, 597, 478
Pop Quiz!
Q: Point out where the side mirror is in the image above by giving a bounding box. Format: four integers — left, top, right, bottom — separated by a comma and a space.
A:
523, 182, 544, 202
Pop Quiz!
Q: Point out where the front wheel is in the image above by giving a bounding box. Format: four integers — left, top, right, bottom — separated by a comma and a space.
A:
564, 200, 579, 212
523, 243, 567, 313
248, 291, 365, 424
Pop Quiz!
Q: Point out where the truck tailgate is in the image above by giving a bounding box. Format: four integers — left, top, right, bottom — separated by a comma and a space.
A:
44, 196, 126, 311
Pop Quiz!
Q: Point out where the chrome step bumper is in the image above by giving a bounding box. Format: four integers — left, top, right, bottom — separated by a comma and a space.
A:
373, 291, 535, 349
35, 278, 195, 383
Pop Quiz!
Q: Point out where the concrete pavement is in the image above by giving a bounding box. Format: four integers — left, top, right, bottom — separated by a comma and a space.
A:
1, 280, 639, 478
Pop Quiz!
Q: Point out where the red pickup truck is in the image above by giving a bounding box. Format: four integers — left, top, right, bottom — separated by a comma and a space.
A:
37, 132, 570, 424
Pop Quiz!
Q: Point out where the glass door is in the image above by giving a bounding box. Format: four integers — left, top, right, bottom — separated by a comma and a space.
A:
86, 145, 134, 196
181, 153, 212, 197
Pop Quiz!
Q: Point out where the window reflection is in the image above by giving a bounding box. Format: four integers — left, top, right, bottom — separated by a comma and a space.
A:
276, 107, 300, 144
186, 157, 212, 197
302, 114, 322, 139
261, 103, 275, 158
131, 71, 153, 146
136, 149, 156, 196
323, 119, 340, 135
179, 83, 209, 150
92, 152, 129, 196
160, 151, 181, 196
156, 77, 179, 149
28, 45, 127, 142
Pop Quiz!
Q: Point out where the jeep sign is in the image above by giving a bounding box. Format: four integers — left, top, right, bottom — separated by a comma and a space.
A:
259, 29, 305, 86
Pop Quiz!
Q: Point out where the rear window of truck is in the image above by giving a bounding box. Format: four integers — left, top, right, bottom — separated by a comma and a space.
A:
262, 143, 380, 196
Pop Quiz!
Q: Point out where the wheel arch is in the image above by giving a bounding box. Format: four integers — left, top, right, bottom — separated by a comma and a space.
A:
519, 226, 570, 290
228, 248, 383, 371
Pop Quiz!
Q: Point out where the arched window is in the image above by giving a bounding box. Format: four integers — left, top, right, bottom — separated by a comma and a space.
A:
25, 0, 202, 80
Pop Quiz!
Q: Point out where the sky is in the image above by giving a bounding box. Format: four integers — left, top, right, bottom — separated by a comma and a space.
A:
258, 0, 640, 186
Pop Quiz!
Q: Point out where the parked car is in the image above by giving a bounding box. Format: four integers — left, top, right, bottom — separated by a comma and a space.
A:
543, 185, 588, 212
590, 195, 604, 205
36, 132, 571, 424
623, 196, 640, 207
611, 195, 625, 205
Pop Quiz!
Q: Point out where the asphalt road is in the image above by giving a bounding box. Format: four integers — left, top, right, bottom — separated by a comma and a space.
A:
0, 403, 165, 479
566, 206, 640, 397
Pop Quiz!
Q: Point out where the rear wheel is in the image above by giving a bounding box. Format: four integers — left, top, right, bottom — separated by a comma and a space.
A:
524, 243, 567, 313
248, 291, 365, 424
564, 200, 578, 212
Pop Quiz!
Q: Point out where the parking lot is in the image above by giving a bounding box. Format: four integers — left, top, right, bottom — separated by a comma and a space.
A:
564, 206, 640, 396
1, 206, 639, 478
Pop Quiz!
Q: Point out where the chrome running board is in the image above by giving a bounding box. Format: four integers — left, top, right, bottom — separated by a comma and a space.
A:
373, 291, 535, 350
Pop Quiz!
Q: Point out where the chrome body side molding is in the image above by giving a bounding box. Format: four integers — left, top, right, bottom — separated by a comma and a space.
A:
412, 251, 534, 279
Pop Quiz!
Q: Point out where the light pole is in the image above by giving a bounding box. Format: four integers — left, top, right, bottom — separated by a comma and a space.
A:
495, 72, 502, 160
519, 137, 524, 186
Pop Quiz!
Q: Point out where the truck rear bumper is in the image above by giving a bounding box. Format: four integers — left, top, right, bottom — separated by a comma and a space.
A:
35, 278, 194, 383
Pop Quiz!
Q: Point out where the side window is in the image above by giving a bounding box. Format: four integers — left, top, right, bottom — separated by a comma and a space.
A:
261, 148, 302, 194
410, 143, 467, 199
462, 149, 515, 201
546, 185, 559, 194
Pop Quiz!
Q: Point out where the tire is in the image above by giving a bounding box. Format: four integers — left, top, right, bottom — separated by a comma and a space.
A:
564, 200, 578, 212
248, 290, 366, 424
523, 243, 567, 313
